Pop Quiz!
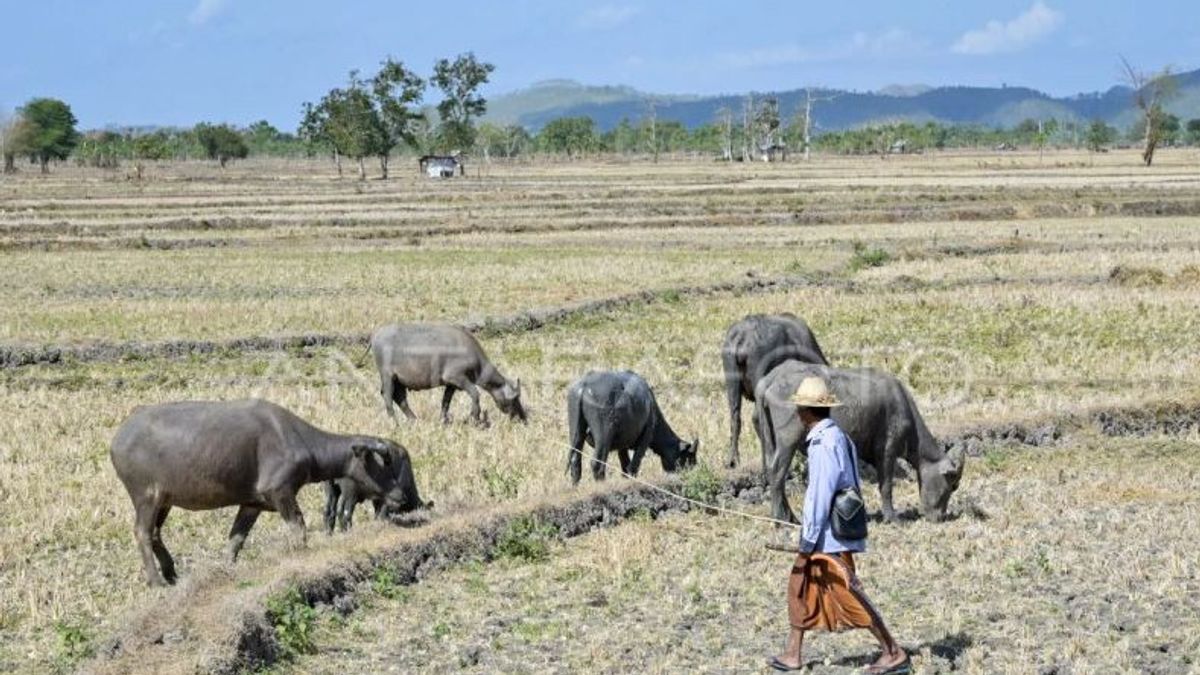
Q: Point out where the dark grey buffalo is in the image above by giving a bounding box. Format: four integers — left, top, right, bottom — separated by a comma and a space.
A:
567, 370, 698, 483
322, 444, 430, 533
110, 399, 424, 586
369, 323, 527, 425
722, 313, 828, 468
754, 362, 964, 523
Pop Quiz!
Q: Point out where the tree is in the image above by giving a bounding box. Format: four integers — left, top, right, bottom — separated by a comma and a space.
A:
1120, 57, 1177, 166
299, 101, 338, 171
754, 96, 781, 159
798, 88, 839, 160
194, 123, 249, 167
715, 107, 734, 161
301, 73, 385, 180
1, 112, 35, 173
16, 98, 79, 173
1159, 113, 1181, 146
431, 52, 494, 152
1187, 119, 1200, 146
1085, 119, 1117, 153
370, 58, 425, 178
131, 132, 172, 179
477, 122, 530, 159
536, 117, 598, 158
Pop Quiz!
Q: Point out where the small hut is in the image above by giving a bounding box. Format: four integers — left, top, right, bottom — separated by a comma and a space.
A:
418, 154, 463, 178
757, 143, 788, 162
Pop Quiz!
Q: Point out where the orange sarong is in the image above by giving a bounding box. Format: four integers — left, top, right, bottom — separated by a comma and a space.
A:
787, 552, 878, 632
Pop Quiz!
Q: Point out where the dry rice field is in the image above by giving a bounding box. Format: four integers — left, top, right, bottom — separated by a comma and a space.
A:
1, 149, 1199, 674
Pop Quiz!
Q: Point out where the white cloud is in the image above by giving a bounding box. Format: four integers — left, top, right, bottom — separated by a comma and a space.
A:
719, 28, 925, 68
951, 2, 1064, 55
577, 4, 640, 30
188, 0, 230, 26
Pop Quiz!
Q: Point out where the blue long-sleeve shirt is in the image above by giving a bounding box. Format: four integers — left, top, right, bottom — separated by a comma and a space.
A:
799, 418, 867, 554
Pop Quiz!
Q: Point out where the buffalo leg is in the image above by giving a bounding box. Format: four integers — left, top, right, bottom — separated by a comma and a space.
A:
227, 506, 261, 563
767, 441, 799, 525
629, 425, 652, 477
878, 456, 897, 522
134, 496, 168, 586
446, 375, 485, 426
322, 481, 340, 535
393, 380, 417, 421
591, 444, 610, 481
440, 386, 457, 424
275, 493, 307, 550
380, 372, 398, 420
337, 483, 359, 531
152, 505, 176, 584
616, 449, 632, 475
628, 446, 648, 476
726, 382, 743, 468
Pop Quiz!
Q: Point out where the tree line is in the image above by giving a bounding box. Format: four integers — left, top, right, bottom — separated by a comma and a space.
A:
3, 56, 1196, 176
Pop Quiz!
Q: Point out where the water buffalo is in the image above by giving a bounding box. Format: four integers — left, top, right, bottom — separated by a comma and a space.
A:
369, 323, 527, 425
567, 370, 699, 483
110, 399, 423, 586
722, 313, 828, 468
322, 443, 430, 533
754, 362, 964, 523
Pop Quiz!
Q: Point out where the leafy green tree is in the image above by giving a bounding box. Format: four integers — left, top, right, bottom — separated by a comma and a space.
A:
1159, 113, 1181, 145
476, 122, 530, 159
1, 114, 34, 173
370, 58, 425, 178
16, 98, 79, 173
687, 123, 724, 155
536, 117, 598, 158
75, 130, 125, 168
1186, 119, 1200, 146
431, 52, 495, 152
194, 123, 249, 167
131, 132, 172, 179
301, 75, 384, 179
1085, 120, 1117, 153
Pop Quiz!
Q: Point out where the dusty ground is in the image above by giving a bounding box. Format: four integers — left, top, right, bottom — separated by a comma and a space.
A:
293, 435, 1200, 674
1, 150, 1199, 672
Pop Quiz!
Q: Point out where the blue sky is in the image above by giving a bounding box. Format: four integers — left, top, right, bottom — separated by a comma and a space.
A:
2, 1, 1196, 129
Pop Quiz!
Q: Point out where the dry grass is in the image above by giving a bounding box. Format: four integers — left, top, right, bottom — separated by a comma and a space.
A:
1, 151, 1199, 672
292, 435, 1200, 674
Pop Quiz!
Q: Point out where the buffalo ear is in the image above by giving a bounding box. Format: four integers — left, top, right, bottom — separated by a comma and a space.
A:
691, 437, 700, 455
352, 444, 369, 459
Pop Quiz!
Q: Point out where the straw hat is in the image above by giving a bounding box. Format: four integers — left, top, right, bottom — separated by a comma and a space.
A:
789, 376, 843, 408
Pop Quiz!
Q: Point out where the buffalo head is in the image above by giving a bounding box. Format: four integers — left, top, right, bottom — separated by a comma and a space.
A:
918, 444, 965, 522
349, 439, 430, 513
495, 378, 528, 423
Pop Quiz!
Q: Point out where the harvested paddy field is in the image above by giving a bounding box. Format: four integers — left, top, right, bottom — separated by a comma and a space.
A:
1, 150, 1199, 673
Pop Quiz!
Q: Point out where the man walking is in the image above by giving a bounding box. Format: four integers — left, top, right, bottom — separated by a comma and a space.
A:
767, 376, 909, 674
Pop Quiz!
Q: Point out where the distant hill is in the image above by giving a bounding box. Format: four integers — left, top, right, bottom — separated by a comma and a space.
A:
484, 69, 1200, 132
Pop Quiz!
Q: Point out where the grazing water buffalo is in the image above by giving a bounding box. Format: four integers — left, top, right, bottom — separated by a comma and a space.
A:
567, 370, 698, 483
722, 313, 828, 468
322, 443, 430, 533
754, 362, 964, 523
369, 323, 527, 425
110, 399, 422, 586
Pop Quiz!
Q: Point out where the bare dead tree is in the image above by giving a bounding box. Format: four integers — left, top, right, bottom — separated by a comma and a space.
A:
741, 93, 754, 162
799, 87, 841, 161
1120, 56, 1177, 167
716, 106, 734, 161
645, 98, 658, 163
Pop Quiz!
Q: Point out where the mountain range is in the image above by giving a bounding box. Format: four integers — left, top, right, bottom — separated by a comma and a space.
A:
484, 69, 1200, 132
